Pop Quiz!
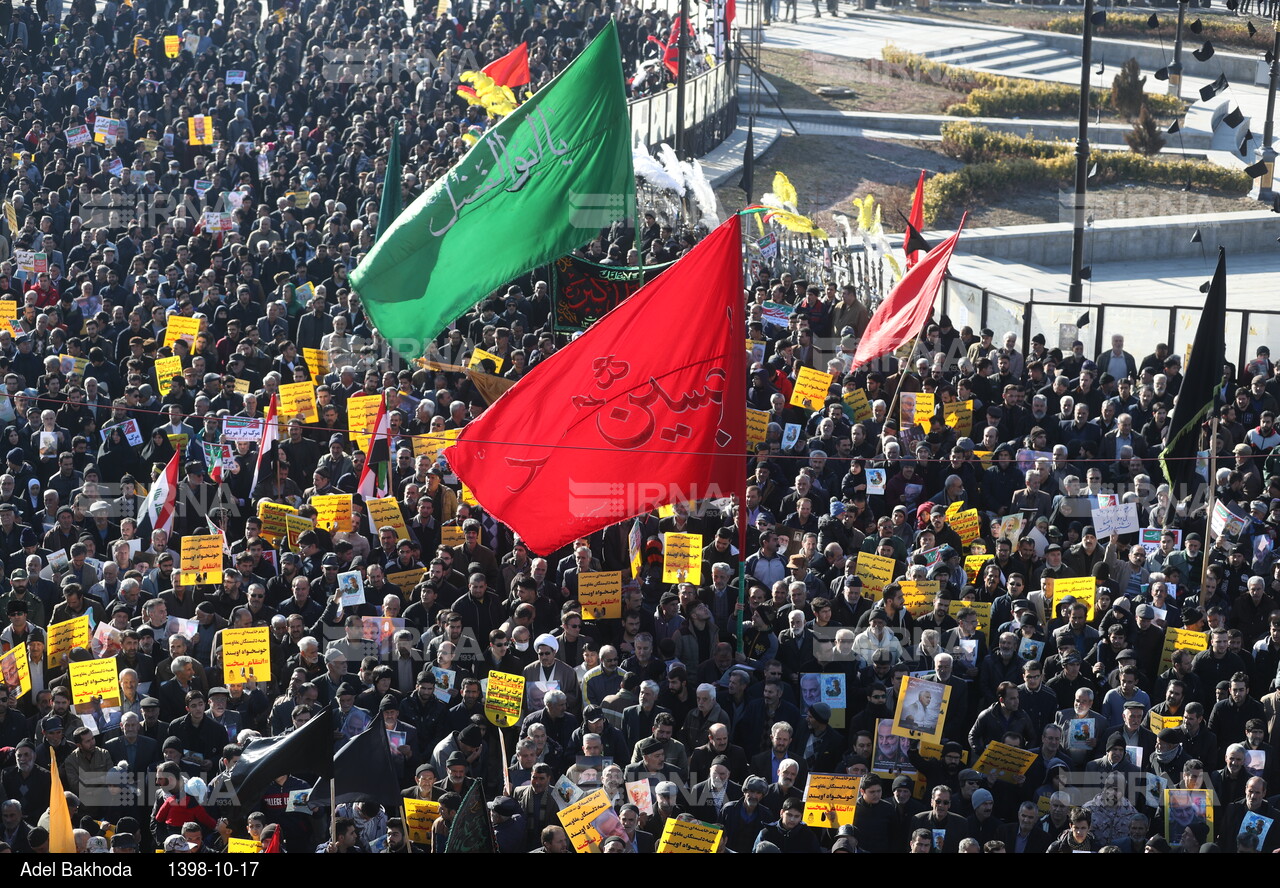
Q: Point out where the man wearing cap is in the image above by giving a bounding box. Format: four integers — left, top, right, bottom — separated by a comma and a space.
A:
2, 740, 50, 820
0, 569, 45, 628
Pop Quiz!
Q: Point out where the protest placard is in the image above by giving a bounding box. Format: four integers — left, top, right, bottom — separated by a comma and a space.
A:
900, 580, 941, 618
313, 494, 353, 533
221, 416, 262, 441
556, 788, 612, 853
577, 571, 622, 620
1092, 501, 1141, 537
944, 399, 973, 437
0, 643, 31, 699
468, 347, 504, 374
66, 125, 91, 147
662, 533, 702, 583
367, 497, 408, 539
947, 599, 993, 636
336, 571, 365, 608
1161, 626, 1209, 672
278, 381, 318, 423
226, 70, 247, 84
656, 817, 723, 853
154, 355, 184, 391
484, 671, 525, 727
403, 798, 439, 844
790, 366, 833, 411
187, 115, 214, 145
802, 772, 860, 827
103, 419, 143, 446
972, 740, 1038, 784
179, 534, 224, 585
963, 554, 993, 584
226, 838, 261, 853
856, 552, 895, 597
47, 616, 90, 668
163, 315, 202, 347
949, 509, 982, 546
257, 501, 296, 543
284, 514, 314, 551
866, 468, 886, 495
68, 658, 121, 710
440, 525, 464, 548
386, 569, 427, 596
746, 408, 769, 447
221, 626, 271, 686
301, 347, 331, 378
164, 34, 180, 56
891, 675, 952, 744
842, 387, 872, 422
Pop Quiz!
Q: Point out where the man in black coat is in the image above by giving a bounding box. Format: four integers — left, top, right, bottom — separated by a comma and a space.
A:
995, 801, 1053, 852
909, 785, 970, 853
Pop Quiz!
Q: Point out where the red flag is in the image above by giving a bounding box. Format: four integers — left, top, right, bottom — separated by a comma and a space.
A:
850, 217, 965, 372
445, 217, 746, 555
905, 170, 925, 269
482, 42, 530, 88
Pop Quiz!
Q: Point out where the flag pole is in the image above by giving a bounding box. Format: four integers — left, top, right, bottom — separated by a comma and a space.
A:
330, 777, 337, 847
736, 213, 749, 655
499, 728, 512, 797
1200, 414, 1218, 604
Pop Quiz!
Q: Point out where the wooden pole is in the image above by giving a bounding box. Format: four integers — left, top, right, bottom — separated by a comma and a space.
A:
499, 727, 511, 797
1199, 415, 1219, 603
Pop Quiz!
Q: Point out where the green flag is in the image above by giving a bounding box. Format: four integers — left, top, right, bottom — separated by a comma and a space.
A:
350, 19, 634, 359
375, 118, 403, 241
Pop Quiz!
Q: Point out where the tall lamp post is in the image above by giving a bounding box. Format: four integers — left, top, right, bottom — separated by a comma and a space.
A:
1068, 0, 1096, 304
1255, 15, 1280, 201
675, 0, 690, 159
1169, 0, 1188, 98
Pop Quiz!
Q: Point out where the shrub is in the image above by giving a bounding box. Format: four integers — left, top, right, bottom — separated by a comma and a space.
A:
1038, 12, 1270, 52
1126, 105, 1167, 156
1111, 58, 1147, 121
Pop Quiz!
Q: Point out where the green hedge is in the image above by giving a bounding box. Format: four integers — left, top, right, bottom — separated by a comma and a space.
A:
880, 46, 1185, 119
925, 122, 1251, 224
1038, 12, 1270, 52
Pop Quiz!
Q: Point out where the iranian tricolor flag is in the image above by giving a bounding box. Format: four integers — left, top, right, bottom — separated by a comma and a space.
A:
358, 396, 392, 503
250, 394, 280, 495
137, 450, 180, 536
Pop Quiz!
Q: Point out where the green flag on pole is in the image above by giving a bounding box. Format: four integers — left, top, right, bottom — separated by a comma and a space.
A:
375, 118, 403, 241
350, 19, 634, 360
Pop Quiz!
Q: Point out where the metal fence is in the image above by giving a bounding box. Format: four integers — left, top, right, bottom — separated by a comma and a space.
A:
938, 275, 1280, 376
627, 60, 739, 155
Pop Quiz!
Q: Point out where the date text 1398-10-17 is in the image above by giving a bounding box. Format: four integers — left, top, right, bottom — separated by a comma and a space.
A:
170, 861, 261, 878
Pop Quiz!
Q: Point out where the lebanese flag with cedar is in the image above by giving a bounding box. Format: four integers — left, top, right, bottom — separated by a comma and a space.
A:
483, 43, 531, 88
445, 216, 746, 555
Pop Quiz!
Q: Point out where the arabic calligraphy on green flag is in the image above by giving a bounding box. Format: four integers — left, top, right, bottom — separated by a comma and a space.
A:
350, 18, 634, 359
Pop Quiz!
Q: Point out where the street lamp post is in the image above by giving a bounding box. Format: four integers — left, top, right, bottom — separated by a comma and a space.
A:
1068, 0, 1095, 304
675, 0, 690, 159
1169, 0, 1187, 99
1255, 15, 1280, 200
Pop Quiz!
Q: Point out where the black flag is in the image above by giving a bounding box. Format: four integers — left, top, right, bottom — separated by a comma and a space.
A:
228, 706, 335, 806
1076, 311, 1091, 329
739, 118, 755, 204
1160, 249, 1227, 497
444, 779, 497, 853
310, 718, 402, 815
897, 210, 931, 255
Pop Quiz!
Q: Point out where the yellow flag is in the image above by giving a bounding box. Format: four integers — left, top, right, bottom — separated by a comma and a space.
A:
48, 748, 76, 852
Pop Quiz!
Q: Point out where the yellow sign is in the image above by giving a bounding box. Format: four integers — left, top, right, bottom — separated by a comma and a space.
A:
855, 552, 895, 596
412, 429, 459, 462
483, 671, 525, 727
900, 580, 941, 617
1048, 576, 1098, 620
944, 399, 973, 437
890, 675, 953, 744
661, 533, 703, 583
948, 599, 993, 636
154, 354, 184, 390
901, 391, 935, 428
368, 497, 408, 539
972, 740, 1038, 784
179, 534, 224, 585
0, 642, 32, 699
556, 788, 612, 854
842, 387, 872, 421
577, 571, 622, 620
1149, 713, 1184, 733
746, 408, 770, 447
387, 569, 427, 596
1160, 626, 1208, 672
0, 302, 17, 321
164, 35, 180, 57
790, 366, 834, 411
221, 626, 272, 686
286, 191, 310, 209
301, 347, 331, 378
468, 347, 504, 374
47, 616, 91, 668
348, 394, 384, 433
163, 315, 201, 348
963, 554, 993, 584
402, 798, 439, 843
313, 494, 353, 532
802, 772, 860, 827
278, 381, 318, 423
234, 377, 251, 395
187, 115, 214, 145
950, 509, 982, 546
656, 817, 723, 853
284, 514, 314, 551
257, 500, 297, 543
226, 838, 261, 853
440, 525, 464, 548
68, 658, 122, 709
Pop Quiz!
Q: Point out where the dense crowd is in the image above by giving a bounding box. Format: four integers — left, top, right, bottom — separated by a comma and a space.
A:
1, 0, 1278, 859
